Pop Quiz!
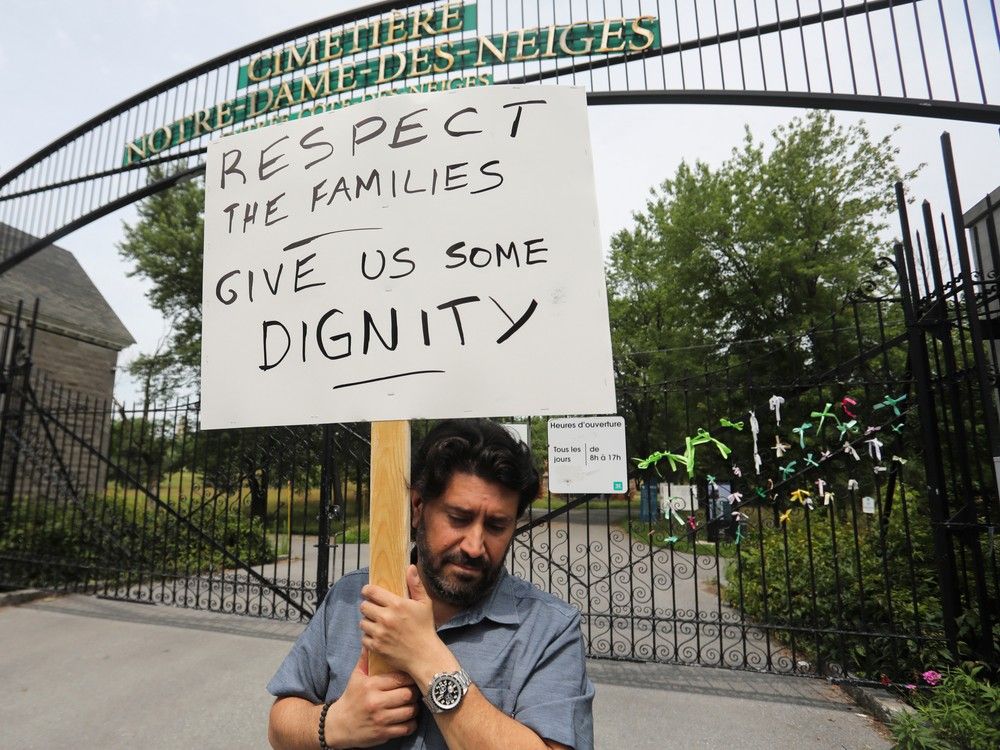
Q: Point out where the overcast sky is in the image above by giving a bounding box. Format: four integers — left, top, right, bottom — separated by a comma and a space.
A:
1, 0, 997, 404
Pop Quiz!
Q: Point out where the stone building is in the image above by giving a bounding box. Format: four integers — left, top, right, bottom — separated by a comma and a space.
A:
0, 223, 134, 402
0, 223, 135, 494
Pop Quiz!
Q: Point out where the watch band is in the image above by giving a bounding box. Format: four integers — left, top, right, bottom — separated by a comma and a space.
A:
423, 669, 472, 714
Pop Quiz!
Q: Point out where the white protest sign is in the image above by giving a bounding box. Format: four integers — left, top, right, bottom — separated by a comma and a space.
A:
200, 85, 615, 428
547, 416, 626, 494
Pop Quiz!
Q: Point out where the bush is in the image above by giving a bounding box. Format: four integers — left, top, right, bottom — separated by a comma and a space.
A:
891, 667, 1000, 750
0, 494, 275, 588
724, 500, 948, 679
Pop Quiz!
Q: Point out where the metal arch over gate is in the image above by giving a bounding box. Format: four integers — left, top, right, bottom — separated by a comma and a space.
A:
1, 0, 998, 270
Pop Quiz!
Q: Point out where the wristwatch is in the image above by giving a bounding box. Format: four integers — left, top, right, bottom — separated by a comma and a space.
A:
423, 669, 472, 713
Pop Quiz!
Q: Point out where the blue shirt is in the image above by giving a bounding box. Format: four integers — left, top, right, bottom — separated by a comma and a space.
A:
267, 568, 595, 749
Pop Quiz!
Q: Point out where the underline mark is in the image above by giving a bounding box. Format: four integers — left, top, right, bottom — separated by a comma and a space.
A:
283, 226, 382, 252
333, 369, 446, 390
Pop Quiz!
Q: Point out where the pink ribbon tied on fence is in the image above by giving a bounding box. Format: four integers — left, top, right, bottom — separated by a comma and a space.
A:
841, 396, 859, 419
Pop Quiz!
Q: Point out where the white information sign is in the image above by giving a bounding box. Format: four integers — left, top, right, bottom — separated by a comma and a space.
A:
547, 416, 626, 494
200, 85, 615, 428
862, 496, 877, 514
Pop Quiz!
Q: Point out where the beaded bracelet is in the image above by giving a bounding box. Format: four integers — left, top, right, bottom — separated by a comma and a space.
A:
318, 700, 334, 750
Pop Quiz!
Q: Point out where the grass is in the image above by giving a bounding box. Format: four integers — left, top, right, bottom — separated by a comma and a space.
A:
529, 495, 634, 511
102, 471, 366, 537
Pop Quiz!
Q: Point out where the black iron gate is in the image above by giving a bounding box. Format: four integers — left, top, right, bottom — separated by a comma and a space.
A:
1, 136, 997, 681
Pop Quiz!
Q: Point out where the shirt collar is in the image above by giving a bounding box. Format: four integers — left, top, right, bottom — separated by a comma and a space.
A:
438, 568, 520, 631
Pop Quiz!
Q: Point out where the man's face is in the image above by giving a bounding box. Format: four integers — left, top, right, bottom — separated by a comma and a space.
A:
412, 472, 519, 608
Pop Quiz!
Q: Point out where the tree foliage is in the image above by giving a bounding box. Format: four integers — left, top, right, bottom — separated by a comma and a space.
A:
607, 111, 917, 456
118, 166, 205, 390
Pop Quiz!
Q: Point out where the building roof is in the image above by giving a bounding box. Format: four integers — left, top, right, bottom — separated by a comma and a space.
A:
0, 224, 136, 351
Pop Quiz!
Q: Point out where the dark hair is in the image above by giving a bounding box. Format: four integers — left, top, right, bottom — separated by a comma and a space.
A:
411, 419, 539, 517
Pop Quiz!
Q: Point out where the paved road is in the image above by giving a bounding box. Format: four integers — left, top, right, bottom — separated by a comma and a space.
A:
1, 594, 891, 749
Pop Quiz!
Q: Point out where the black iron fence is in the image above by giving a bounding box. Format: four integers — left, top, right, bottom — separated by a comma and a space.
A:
1, 136, 998, 682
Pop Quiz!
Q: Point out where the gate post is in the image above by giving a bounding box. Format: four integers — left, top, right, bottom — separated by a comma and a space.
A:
316, 424, 333, 606
0, 300, 36, 530
941, 133, 997, 662
893, 238, 962, 657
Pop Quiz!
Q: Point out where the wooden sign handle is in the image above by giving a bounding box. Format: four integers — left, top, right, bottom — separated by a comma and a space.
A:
367, 419, 411, 675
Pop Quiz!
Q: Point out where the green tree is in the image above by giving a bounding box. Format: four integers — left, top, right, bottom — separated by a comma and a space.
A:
118, 166, 205, 390
607, 111, 917, 458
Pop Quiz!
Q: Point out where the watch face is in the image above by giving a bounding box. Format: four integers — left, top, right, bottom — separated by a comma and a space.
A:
431, 675, 463, 709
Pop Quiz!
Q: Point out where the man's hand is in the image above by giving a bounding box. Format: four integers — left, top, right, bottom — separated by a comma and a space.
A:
323, 650, 420, 748
359, 565, 457, 681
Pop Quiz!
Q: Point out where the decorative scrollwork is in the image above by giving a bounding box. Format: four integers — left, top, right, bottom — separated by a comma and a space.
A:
510, 523, 794, 673
849, 255, 901, 303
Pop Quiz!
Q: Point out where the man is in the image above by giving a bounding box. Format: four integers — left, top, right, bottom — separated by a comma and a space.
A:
267, 418, 594, 749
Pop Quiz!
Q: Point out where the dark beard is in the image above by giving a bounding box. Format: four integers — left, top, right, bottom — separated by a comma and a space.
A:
414, 520, 505, 608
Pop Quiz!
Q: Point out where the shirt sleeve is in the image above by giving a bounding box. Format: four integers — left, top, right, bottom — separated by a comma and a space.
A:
513, 611, 595, 750
266, 591, 332, 703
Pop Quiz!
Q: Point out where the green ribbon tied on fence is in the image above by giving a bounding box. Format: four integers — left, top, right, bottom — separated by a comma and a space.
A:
692, 428, 732, 458
874, 393, 907, 416
635, 450, 690, 475
836, 420, 859, 440
792, 422, 813, 449
719, 417, 744, 431
810, 403, 839, 434
779, 461, 798, 481
674, 429, 732, 478
804, 453, 819, 468
734, 525, 743, 545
